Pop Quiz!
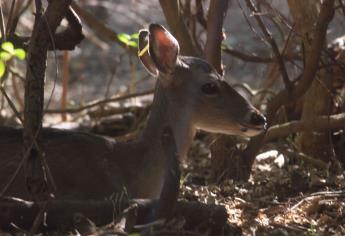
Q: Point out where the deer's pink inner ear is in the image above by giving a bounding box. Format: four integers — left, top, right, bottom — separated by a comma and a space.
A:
154, 30, 178, 64
149, 24, 179, 73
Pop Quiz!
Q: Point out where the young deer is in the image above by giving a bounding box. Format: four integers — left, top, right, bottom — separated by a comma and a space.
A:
0, 24, 266, 200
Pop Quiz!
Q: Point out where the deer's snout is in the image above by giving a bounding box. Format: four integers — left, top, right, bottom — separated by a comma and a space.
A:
242, 111, 267, 133
250, 112, 266, 127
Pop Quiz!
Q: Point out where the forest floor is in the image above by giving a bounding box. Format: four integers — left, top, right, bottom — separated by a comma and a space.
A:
181, 135, 345, 236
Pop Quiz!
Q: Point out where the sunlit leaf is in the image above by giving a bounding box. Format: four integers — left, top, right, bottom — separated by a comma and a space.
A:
127, 40, 137, 48
2, 41, 14, 54
0, 51, 12, 61
14, 48, 26, 60
0, 60, 5, 78
130, 33, 139, 40
117, 33, 131, 44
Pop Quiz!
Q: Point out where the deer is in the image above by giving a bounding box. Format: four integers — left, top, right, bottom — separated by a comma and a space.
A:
0, 24, 266, 201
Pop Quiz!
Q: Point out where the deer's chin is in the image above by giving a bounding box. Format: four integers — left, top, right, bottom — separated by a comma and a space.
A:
197, 124, 265, 137
240, 128, 264, 137
238, 123, 266, 137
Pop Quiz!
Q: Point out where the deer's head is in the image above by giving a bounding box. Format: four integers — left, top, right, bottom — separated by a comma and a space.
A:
138, 24, 266, 137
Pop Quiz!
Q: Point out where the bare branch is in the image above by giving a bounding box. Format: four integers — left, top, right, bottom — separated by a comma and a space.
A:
266, 0, 335, 123
244, 0, 292, 91
204, 0, 229, 74
159, 0, 200, 56
70, 2, 136, 54
223, 47, 299, 63
240, 0, 336, 181
8, 0, 33, 35
5, 0, 16, 36
264, 113, 345, 141
45, 89, 154, 114
0, 1, 6, 40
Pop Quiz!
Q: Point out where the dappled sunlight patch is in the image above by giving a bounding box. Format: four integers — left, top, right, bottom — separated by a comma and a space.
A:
181, 137, 345, 235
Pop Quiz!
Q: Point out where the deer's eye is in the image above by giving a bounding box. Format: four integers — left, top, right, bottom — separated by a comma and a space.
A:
201, 83, 219, 95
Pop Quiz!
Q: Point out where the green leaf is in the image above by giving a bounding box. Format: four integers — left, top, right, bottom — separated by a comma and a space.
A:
0, 51, 12, 61
127, 40, 137, 48
0, 60, 5, 78
117, 33, 131, 44
14, 48, 26, 60
2, 41, 14, 54
130, 33, 139, 40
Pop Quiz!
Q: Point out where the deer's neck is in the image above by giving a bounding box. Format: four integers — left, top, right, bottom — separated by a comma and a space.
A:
141, 82, 195, 159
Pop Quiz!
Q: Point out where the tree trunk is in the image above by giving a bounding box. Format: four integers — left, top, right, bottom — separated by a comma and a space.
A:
287, 0, 333, 162
23, 0, 71, 200
159, 0, 200, 56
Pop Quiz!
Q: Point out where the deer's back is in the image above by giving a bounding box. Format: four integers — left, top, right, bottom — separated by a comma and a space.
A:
0, 126, 155, 200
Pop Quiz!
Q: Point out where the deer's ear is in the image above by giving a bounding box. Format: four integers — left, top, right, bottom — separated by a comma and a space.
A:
138, 29, 159, 77
149, 24, 179, 74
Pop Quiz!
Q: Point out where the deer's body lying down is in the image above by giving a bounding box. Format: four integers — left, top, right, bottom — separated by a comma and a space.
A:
0, 24, 266, 200
0, 127, 166, 200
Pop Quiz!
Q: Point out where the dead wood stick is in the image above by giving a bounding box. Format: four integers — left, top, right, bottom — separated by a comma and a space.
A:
0, 198, 228, 233
45, 89, 154, 114
264, 113, 345, 142
244, 0, 291, 90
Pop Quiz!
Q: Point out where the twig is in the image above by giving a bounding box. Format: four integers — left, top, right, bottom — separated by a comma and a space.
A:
45, 89, 154, 114
29, 200, 49, 235
240, 0, 337, 182
270, 223, 307, 233
223, 46, 299, 63
244, 0, 292, 91
290, 189, 345, 211
232, 82, 275, 97
237, 0, 268, 47
0, 0, 6, 40
70, 2, 136, 54
259, 0, 293, 29
0, 86, 23, 123
223, 47, 273, 63
280, 148, 328, 170
11, 70, 24, 111
0, 86, 57, 197
264, 113, 345, 142
61, 51, 69, 121
8, 0, 33, 35
258, 2, 285, 41
88, 106, 145, 119
5, 0, 16, 36
269, 0, 335, 122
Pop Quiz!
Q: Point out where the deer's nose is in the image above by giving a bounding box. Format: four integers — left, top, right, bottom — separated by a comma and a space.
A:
249, 112, 266, 127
